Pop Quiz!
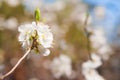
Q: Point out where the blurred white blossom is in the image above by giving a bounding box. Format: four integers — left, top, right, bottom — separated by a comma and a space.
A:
0, 17, 18, 30
18, 21, 53, 55
5, 0, 21, 7
97, 45, 112, 60
82, 54, 105, 80
90, 28, 106, 49
82, 53, 102, 69
90, 28, 112, 60
50, 54, 72, 78
82, 68, 105, 80
94, 6, 106, 20
3, 17, 18, 30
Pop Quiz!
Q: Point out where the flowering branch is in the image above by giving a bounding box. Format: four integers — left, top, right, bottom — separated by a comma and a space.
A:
0, 48, 31, 80
0, 8, 53, 80
82, 13, 107, 80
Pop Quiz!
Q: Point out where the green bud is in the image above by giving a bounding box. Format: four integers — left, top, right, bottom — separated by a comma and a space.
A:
35, 8, 41, 22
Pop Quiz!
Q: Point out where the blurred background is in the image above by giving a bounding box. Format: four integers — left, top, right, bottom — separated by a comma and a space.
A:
0, 0, 120, 80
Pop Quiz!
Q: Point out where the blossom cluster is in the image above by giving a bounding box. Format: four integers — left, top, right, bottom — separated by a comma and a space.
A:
50, 54, 72, 79
90, 28, 112, 60
18, 21, 53, 56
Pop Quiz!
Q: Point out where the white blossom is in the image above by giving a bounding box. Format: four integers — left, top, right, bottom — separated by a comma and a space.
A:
50, 54, 72, 78
90, 28, 112, 60
82, 53, 102, 69
97, 45, 112, 60
90, 28, 106, 49
18, 21, 53, 55
82, 68, 105, 80
82, 54, 105, 80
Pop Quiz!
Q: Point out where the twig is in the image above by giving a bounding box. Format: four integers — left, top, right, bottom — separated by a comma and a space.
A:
0, 48, 31, 80
86, 32, 92, 60
83, 13, 92, 60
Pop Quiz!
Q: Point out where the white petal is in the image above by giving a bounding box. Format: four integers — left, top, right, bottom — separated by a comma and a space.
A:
43, 49, 50, 56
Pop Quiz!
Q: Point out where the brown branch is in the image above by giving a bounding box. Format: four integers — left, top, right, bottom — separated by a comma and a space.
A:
0, 48, 31, 80
83, 13, 92, 60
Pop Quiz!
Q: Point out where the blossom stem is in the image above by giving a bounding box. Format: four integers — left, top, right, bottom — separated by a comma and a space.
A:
0, 48, 31, 80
